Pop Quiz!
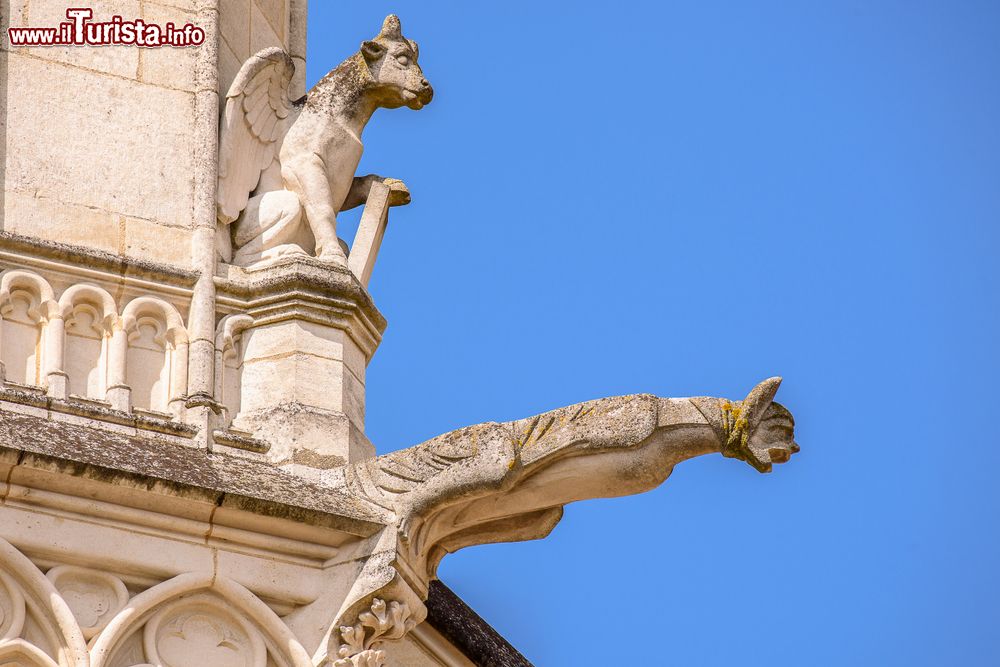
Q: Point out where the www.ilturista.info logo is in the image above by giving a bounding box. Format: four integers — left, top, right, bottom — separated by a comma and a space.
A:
7, 8, 205, 47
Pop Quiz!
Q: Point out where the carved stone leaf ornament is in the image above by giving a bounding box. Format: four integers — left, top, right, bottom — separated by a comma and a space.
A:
333, 599, 415, 667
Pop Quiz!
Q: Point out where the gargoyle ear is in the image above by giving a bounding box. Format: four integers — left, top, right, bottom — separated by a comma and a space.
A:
408, 39, 419, 59
741, 376, 782, 428
361, 40, 385, 63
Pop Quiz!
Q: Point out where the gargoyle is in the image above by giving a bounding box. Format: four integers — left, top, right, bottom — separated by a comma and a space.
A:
216, 15, 432, 268
314, 378, 798, 664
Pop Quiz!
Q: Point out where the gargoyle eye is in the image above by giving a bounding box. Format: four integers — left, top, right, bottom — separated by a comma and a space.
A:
396, 55, 410, 66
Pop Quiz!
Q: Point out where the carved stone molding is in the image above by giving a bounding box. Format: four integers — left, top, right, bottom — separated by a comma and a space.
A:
0, 638, 61, 666
0, 570, 26, 641
0, 538, 88, 667
90, 572, 312, 667
143, 594, 266, 667
46, 566, 129, 640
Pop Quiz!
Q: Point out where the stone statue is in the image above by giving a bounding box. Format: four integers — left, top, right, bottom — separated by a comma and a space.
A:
315, 378, 799, 664
216, 15, 432, 268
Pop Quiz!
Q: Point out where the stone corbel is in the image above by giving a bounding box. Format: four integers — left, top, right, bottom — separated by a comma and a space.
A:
316, 528, 426, 667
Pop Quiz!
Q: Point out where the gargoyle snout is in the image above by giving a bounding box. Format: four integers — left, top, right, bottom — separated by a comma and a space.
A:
418, 79, 433, 103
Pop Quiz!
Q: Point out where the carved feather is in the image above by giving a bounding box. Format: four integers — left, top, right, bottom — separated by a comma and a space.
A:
217, 47, 296, 225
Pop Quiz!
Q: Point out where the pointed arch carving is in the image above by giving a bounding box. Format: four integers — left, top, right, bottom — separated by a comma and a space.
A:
0, 638, 62, 666
0, 538, 88, 667
90, 573, 311, 667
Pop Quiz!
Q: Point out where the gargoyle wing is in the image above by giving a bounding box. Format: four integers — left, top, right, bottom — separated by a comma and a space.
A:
217, 47, 295, 225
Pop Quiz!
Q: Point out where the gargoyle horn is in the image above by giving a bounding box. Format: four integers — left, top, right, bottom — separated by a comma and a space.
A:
379, 14, 402, 39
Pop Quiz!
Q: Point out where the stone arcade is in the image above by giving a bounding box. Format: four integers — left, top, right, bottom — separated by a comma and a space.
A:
0, 6, 798, 666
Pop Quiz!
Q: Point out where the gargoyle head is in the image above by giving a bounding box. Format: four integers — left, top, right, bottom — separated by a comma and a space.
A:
743, 397, 798, 472
360, 15, 434, 110
693, 377, 799, 473
727, 377, 799, 473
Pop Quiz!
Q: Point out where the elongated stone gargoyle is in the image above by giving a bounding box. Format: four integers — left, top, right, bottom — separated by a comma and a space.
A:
311, 378, 798, 666
216, 15, 432, 267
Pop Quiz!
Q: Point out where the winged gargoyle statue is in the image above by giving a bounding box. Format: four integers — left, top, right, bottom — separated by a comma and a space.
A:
294, 378, 798, 666
216, 15, 432, 268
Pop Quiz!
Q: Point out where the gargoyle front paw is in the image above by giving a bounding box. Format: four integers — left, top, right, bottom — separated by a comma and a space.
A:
317, 245, 349, 266
382, 178, 411, 207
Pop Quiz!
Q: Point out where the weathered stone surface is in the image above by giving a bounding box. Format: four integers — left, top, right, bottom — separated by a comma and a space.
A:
0, 232, 199, 289
215, 257, 383, 464
140, 2, 200, 91
122, 218, 193, 267
24, 0, 140, 77
0, 406, 384, 532
254, 0, 287, 42
219, 0, 252, 60
250, 0, 283, 54
219, 35, 243, 98
4, 54, 197, 266
319, 378, 798, 658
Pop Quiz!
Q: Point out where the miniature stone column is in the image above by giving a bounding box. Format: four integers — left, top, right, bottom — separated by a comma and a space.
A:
225, 259, 385, 468
168, 336, 189, 417
107, 324, 131, 412
43, 306, 67, 399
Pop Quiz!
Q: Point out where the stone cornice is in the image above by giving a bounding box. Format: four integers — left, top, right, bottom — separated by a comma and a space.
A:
215, 257, 387, 359
0, 231, 198, 294
0, 407, 388, 535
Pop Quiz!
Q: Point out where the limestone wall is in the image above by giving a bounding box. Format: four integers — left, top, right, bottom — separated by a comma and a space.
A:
0, 0, 209, 268
219, 0, 306, 98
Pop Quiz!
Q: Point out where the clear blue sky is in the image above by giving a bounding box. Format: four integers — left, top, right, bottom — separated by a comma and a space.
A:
307, 3, 1000, 665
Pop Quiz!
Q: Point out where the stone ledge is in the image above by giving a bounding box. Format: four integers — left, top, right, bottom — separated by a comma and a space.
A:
213, 428, 270, 453
0, 386, 198, 438
0, 230, 198, 289
0, 408, 388, 535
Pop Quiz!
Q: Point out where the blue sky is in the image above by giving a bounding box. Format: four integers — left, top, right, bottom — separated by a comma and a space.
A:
307, 3, 1000, 665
